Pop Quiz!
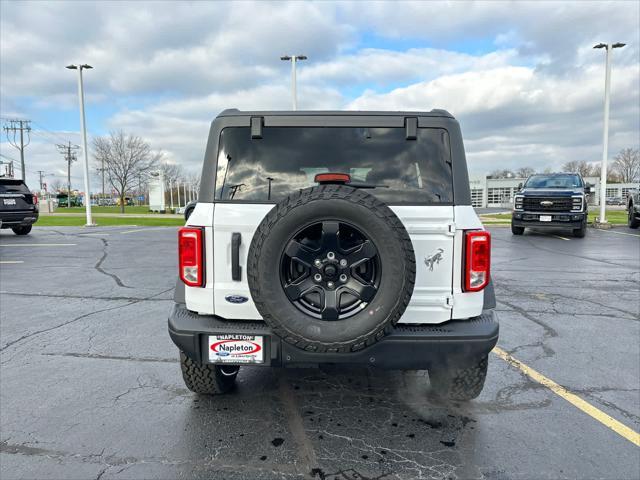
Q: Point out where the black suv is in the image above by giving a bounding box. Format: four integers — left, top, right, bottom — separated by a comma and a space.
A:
511, 173, 589, 237
0, 178, 39, 235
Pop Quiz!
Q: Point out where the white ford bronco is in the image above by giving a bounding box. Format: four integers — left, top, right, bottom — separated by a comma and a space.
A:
169, 109, 498, 401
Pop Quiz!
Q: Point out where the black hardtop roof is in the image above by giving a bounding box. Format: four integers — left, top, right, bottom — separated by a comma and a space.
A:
217, 108, 454, 119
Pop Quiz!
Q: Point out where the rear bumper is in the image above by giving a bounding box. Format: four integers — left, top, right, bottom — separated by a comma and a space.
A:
0, 211, 39, 227
512, 211, 585, 229
168, 303, 499, 370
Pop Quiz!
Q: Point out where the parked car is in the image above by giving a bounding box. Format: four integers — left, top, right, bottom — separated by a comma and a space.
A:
627, 185, 640, 229
56, 193, 82, 207
116, 196, 134, 206
0, 178, 39, 235
98, 197, 116, 206
511, 173, 590, 237
606, 197, 625, 206
169, 109, 498, 402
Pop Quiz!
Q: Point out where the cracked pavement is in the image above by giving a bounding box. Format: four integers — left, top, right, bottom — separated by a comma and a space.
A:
1, 226, 639, 479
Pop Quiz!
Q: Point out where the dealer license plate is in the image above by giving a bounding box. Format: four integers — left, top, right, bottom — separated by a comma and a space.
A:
208, 335, 264, 364
3, 199, 16, 205
539, 215, 552, 222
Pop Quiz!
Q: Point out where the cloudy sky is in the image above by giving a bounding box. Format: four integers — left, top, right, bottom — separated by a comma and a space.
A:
1, 0, 639, 192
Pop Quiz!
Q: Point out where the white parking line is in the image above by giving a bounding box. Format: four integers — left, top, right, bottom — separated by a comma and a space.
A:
552, 235, 570, 241
0, 260, 24, 264
0, 243, 76, 247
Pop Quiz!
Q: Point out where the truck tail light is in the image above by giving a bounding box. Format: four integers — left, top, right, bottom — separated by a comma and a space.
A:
32, 194, 38, 205
464, 230, 491, 292
179, 227, 205, 287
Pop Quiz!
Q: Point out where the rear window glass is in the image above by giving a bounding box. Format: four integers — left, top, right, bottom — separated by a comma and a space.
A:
0, 180, 29, 194
214, 127, 453, 204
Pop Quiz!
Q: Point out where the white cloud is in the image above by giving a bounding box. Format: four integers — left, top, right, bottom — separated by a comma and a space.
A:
1, 0, 638, 181
348, 63, 640, 172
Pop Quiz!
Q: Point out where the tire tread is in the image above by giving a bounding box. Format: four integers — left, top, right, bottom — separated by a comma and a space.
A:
180, 352, 237, 395
247, 185, 416, 353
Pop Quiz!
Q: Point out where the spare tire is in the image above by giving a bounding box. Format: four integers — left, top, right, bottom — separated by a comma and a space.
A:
247, 185, 415, 353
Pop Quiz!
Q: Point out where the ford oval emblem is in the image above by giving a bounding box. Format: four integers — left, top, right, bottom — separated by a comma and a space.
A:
225, 295, 249, 304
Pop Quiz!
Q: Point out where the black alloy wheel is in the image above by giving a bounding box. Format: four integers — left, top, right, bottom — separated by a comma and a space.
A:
280, 220, 381, 321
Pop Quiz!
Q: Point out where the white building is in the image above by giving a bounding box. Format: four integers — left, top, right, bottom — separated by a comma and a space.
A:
469, 175, 637, 208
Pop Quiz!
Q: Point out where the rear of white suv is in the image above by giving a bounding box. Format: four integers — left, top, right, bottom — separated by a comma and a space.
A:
169, 110, 498, 401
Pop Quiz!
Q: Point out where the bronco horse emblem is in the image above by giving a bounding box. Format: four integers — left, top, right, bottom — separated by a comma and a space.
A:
424, 248, 444, 271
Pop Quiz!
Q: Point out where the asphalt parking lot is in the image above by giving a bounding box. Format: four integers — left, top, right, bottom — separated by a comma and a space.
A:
1, 225, 638, 480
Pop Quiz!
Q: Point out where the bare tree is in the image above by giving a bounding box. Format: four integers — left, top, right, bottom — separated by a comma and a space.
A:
488, 169, 515, 179
591, 163, 622, 183
159, 162, 184, 190
93, 131, 161, 212
612, 148, 639, 183
49, 179, 63, 193
562, 160, 596, 178
515, 167, 535, 178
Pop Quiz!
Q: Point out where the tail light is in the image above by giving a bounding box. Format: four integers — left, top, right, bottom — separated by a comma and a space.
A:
33, 194, 38, 205
464, 230, 491, 292
178, 227, 205, 287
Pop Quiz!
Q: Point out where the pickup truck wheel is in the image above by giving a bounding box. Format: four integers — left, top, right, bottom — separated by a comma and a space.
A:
429, 356, 488, 401
11, 225, 32, 235
511, 225, 524, 235
179, 352, 238, 395
248, 185, 415, 353
629, 207, 640, 229
573, 222, 587, 238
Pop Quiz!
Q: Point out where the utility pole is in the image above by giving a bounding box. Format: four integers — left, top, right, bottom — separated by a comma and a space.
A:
36, 170, 49, 191
593, 42, 625, 227
3, 119, 31, 180
56, 142, 79, 207
0, 155, 15, 177
280, 55, 307, 110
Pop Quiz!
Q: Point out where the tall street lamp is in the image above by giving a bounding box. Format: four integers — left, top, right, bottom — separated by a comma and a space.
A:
280, 55, 307, 110
66, 63, 94, 226
593, 42, 625, 227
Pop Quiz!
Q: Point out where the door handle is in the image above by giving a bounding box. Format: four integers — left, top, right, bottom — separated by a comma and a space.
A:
231, 232, 242, 281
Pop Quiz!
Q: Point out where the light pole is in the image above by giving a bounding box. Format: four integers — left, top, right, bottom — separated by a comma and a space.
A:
593, 42, 625, 226
66, 63, 94, 226
280, 55, 307, 110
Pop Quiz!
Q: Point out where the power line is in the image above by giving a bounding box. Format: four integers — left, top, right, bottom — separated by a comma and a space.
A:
31, 120, 77, 144
28, 129, 63, 145
3, 119, 31, 180
0, 152, 18, 162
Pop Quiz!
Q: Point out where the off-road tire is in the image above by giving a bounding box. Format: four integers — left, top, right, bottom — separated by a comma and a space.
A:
248, 185, 416, 353
11, 225, 32, 236
180, 352, 238, 395
511, 225, 524, 235
628, 206, 640, 229
429, 356, 488, 401
573, 222, 587, 238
